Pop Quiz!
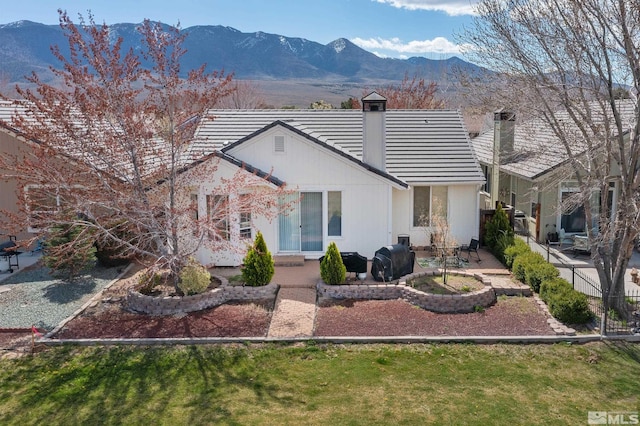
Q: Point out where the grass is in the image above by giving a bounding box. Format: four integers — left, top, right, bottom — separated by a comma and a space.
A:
227, 274, 246, 286
1, 342, 639, 424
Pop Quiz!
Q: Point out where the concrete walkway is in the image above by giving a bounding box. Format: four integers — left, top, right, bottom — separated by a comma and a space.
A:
524, 236, 640, 295
267, 261, 318, 337
267, 287, 316, 337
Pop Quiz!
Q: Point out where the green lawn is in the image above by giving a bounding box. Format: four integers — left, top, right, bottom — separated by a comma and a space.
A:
1, 342, 639, 425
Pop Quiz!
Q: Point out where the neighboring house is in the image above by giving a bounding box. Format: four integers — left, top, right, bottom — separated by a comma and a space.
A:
185, 93, 485, 266
471, 102, 635, 243
0, 101, 91, 246
0, 102, 38, 242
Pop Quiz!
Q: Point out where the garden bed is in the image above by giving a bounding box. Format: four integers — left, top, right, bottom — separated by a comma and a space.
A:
314, 296, 556, 336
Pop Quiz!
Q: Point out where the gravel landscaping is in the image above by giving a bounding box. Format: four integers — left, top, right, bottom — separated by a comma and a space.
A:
0, 263, 122, 330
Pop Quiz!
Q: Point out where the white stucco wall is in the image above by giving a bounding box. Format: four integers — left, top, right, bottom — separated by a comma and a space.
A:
192, 125, 400, 264
180, 123, 482, 265
392, 184, 480, 249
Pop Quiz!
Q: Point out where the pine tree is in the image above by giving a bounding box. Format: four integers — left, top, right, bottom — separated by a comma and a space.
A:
241, 231, 275, 286
320, 242, 346, 285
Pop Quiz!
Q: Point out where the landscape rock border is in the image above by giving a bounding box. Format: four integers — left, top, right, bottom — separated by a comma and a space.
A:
126, 275, 278, 316
317, 270, 496, 313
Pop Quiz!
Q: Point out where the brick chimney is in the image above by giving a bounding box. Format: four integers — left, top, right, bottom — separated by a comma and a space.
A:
490, 109, 515, 206
362, 92, 387, 171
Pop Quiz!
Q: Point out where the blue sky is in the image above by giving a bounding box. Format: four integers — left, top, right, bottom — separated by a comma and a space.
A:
1, 0, 478, 59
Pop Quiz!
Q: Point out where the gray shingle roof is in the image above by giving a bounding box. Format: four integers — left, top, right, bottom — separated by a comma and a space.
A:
191, 109, 485, 185
472, 100, 637, 181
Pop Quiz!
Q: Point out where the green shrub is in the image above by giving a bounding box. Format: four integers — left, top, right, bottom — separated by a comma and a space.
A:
539, 277, 572, 302
549, 291, 592, 324
95, 219, 137, 267
511, 251, 545, 282
483, 204, 515, 263
242, 231, 274, 286
43, 223, 97, 279
525, 262, 560, 293
504, 239, 531, 270
539, 277, 592, 324
320, 242, 346, 285
178, 258, 211, 295
138, 269, 163, 295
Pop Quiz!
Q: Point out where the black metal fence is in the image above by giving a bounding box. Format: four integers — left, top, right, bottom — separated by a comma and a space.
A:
543, 242, 640, 335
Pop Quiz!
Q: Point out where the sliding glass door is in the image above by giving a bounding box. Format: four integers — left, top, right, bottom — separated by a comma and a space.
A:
278, 192, 323, 252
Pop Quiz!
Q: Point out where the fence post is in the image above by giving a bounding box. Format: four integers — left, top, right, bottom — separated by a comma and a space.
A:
572, 265, 575, 289
546, 241, 550, 263
601, 288, 609, 336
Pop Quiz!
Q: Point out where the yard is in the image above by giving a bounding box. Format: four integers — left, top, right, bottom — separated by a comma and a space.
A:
0, 342, 638, 424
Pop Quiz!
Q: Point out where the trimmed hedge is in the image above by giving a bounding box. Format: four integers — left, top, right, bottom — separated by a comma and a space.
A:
512, 251, 545, 282
539, 277, 572, 301
504, 238, 531, 270
540, 278, 592, 325
501, 239, 592, 325
525, 261, 560, 293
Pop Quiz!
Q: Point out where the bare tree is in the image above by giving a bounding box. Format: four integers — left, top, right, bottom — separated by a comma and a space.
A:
0, 11, 290, 286
217, 80, 268, 109
358, 73, 446, 109
462, 0, 640, 319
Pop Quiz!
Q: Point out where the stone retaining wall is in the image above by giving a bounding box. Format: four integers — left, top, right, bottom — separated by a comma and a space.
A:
317, 270, 496, 313
126, 275, 278, 316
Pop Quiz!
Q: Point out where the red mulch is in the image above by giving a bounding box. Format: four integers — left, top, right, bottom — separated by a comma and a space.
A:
54, 302, 273, 339
7, 263, 557, 341
314, 297, 555, 336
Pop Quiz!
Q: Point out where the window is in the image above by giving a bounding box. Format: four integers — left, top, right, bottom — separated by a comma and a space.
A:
560, 185, 585, 233
25, 185, 61, 232
207, 194, 229, 240
239, 194, 252, 239
190, 194, 199, 221
432, 186, 448, 219
413, 186, 431, 226
560, 182, 616, 234
413, 186, 448, 227
481, 164, 492, 193
327, 191, 342, 237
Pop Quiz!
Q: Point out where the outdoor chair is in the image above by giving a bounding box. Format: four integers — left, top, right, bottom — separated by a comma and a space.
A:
460, 238, 481, 262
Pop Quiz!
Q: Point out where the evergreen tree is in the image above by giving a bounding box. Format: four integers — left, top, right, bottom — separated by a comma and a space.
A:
242, 231, 274, 286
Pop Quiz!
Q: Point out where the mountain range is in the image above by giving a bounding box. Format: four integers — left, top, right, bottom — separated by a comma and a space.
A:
0, 20, 483, 85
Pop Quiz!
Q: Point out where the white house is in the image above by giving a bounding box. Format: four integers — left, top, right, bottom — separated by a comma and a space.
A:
183, 93, 485, 266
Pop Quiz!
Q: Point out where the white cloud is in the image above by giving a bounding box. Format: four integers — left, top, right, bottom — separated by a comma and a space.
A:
352, 36, 466, 56
374, 0, 479, 16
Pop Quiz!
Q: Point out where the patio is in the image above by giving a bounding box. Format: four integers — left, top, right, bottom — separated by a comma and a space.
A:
212, 246, 508, 289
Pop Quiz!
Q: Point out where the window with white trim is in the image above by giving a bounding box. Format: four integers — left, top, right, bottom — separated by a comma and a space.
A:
25, 185, 61, 232
413, 186, 448, 227
239, 194, 252, 239
327, 191, 342, 237
560, 184, 585, 233
207, 194, 230, 240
